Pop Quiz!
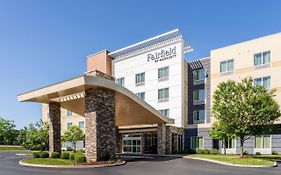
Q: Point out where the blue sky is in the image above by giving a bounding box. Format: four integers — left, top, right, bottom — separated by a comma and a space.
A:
1, 0, 281, 128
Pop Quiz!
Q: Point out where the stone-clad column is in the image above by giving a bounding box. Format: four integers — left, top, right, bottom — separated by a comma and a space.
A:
85, 88, 116, 162
157, 123, 167, 155
48, 102, 61, 153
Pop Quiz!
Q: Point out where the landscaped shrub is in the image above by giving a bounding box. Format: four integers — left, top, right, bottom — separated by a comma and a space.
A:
242, 151, 248, 155
32, 152, 40, 158
272, 150, 278, 155
255, 152, 261, 155
195, 149, 204, 154
74, 154, 86, 163
51, 152, 61, 158
203, 149, 210, 154
40, 151, 49, 158
186, 149, 196, 154
208, 149, 220, 155
61, 152, 70, 159
69, 153, 76, 160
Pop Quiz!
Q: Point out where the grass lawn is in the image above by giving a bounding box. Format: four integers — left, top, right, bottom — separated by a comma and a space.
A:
22, 158, 74, 165
189, 154, 275, 166
0, 146, 26, 151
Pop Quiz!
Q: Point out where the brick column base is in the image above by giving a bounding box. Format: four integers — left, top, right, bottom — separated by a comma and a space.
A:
49, 102, 61, 153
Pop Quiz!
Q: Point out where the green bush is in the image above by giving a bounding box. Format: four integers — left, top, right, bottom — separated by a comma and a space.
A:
74, 154, 86, 163
186, 149, 196, 154
203, 149, 210, 154
255, 152, 261, 155
242, 150, 248, 155
209, 149, 220, 155
32, 152, 40, 158
272, 150, 278, 155
40, 151, 49, 158
61, 152, 70, 159
69, 153, 76, 160
50, 152, 60, 158
195, 149, 204, 154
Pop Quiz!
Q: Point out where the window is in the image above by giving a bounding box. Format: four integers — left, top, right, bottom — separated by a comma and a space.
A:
136, 92, 145, 101
116, 77, 125, 86
190, 137, 204, 149
158, 88, 169, 102
193, 69, 205, 83
135, 72, 145, 86
254, 76, 271, 90
79, 121, 84, 129
255, 135, 271, 149
158, 66, 169, 80
67, 122, 72, 129
193, 89, 205, 103
220, 59, 234, 73
254, 51, 270, 66
159, 109, 169, 117
193, 110, 205, 123
67, 110, 72, 117
224, 139, 236, 149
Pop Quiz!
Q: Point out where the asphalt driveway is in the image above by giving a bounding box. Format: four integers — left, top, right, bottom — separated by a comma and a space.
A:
0, 151, 280, 175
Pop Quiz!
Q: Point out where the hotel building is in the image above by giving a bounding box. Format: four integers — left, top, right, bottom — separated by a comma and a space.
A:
19, 29, 281, 161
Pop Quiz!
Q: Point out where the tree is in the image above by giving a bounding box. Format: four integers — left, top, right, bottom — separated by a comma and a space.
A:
62, 126, 85, 151
210, 121, 235, 155
0, 118, 17, 145
212, 77, 281, 158
23, 121, 49, 150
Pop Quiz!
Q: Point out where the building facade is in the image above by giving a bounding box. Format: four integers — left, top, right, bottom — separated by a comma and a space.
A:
41, 29, 281, 155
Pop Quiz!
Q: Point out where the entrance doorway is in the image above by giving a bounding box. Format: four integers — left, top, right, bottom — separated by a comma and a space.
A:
122, 133, 141, 153
143, 133, 157, 154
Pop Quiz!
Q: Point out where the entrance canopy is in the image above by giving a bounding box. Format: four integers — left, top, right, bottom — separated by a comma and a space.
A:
17, 70, 174, 126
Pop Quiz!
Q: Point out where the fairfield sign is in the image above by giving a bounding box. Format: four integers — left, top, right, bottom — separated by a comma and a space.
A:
147, 46, 177, 63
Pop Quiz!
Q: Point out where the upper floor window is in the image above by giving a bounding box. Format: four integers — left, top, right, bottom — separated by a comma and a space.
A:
135, 72, 145, 86
254, 51, 270, 66
79, 121, 84, 130
67, 122, 72, 129
255, 135, 271, 149
193, 89, 205, 104
159, 109, 169, 117
158, 66, 169, 80
254, 76, 271, 90
220, 59, 234, 73
116, 77, 125, 86
158, 88, 169, 102
136, 92, 145, 101
190, 137, 204, 149
67, 110, 72, 117
193, 69, 205, 84
193, 110, 205, 123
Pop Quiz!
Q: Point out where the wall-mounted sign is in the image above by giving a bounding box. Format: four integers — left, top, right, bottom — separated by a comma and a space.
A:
147, 46, 177, 63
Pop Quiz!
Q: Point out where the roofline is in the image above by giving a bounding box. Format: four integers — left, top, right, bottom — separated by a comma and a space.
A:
87, 49, 110, 58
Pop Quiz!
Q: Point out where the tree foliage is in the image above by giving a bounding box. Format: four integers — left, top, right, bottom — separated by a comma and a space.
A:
211, 77, 281, 157
0, 118, 17, 145
62, 126, 85, 151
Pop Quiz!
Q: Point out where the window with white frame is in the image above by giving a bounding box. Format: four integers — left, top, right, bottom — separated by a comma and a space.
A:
158, 66, 169, 80
135, 72, 145, 86
159, 109, 169, 117
116, 77, 125, 86
254, 51, 270, 66
255, 135, 271, 149
158, 88, 169, 102
224, 139, 236, 149
193, 69, 205, 83
136, 92, 145, 101
190, 137, 204, 149
67, 110, 72, 117
193, 89, 205, 103
254, 76, 271, 90
79, 121, 84, 130
193, 110, 205, 123
220, 59, 234, 73
67, 122, 72, 129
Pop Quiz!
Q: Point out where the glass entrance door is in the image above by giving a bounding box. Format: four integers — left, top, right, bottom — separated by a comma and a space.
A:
122, 133, 141, 153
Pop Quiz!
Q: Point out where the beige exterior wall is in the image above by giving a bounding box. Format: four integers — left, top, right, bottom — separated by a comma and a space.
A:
87, 50, 113, 75
210, 32, 281, 124
42, 104, 85, 134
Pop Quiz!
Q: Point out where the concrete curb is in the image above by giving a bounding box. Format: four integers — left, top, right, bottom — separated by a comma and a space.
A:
19, 159, 126, 168
183, 156, 277, 168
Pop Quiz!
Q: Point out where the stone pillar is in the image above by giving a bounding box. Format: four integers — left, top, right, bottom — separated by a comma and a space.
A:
48, 102, 61, 153
116, 126, 122, 154
157, 123, 167, 155
85, 88, 116, 162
